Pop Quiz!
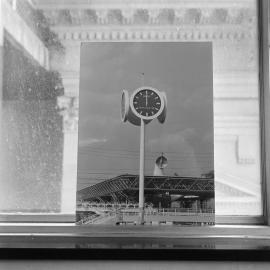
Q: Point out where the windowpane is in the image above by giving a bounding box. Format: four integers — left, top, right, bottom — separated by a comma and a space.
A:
0, 0, 262, 217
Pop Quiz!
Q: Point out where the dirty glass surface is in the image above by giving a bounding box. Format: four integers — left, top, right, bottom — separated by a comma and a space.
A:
0, 0, 262, 217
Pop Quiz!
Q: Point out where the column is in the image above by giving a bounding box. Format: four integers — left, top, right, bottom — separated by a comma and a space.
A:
58, 95, 78, 214
52, 43, 81, 214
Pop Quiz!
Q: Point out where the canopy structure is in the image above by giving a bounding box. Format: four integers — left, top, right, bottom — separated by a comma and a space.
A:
78, 175, 214, 205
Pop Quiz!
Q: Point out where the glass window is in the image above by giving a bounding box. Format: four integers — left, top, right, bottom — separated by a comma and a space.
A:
0, 0, 264, 219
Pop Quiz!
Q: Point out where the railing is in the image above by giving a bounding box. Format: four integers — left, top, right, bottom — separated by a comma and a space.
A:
119, 208, 215, 224
76, 207, 214, 224
156, 208, 214, 214
77, 203, 214, 213
122, 208, 214, 217
77, 213, 99, 225
77, 203, 141, 209
77, 211, 116, 225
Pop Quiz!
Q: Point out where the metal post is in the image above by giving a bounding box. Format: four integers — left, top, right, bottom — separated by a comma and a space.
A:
139, 118, 145, 224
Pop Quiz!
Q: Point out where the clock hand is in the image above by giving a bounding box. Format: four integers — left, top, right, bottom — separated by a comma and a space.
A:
146, 90, 148, 107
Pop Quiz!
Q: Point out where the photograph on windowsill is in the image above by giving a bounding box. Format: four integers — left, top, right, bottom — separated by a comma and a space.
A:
76, 42, 214, 226
0, 0, 262, 227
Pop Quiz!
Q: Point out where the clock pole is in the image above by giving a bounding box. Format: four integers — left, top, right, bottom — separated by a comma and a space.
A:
139, 118, 145, 224
121, 86, 167, 225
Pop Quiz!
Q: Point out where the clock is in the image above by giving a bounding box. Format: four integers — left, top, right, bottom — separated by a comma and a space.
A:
130, 87, 164, 120
157, 91, 167, 124
121, 89, 130, 122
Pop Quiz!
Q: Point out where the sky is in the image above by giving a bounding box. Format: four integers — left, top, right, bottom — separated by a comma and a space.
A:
77, 42, 213, 191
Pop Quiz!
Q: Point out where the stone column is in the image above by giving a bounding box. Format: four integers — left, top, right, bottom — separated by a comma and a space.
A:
51, 42, 81, 214
58, 95, 78, 214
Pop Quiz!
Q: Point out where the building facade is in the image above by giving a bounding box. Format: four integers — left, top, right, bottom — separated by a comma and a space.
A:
0, 0, 263, 216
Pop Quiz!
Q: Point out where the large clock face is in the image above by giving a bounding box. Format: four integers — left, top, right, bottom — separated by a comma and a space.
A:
133, 89, 162, 117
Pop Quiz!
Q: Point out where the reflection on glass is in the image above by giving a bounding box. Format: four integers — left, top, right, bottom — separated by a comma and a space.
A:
0, 0, 261, 216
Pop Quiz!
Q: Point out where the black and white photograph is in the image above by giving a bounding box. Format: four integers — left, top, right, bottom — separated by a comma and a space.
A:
2, 0, 270, 261
76, 42, 214, 225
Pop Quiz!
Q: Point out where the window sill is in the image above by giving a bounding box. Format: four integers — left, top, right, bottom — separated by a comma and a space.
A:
1, 223, 270, 246
1, 223, 270, 259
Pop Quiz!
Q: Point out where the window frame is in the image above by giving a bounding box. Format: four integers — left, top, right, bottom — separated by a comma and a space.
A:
0, 0, 269, 244
260, 0, 270, 226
